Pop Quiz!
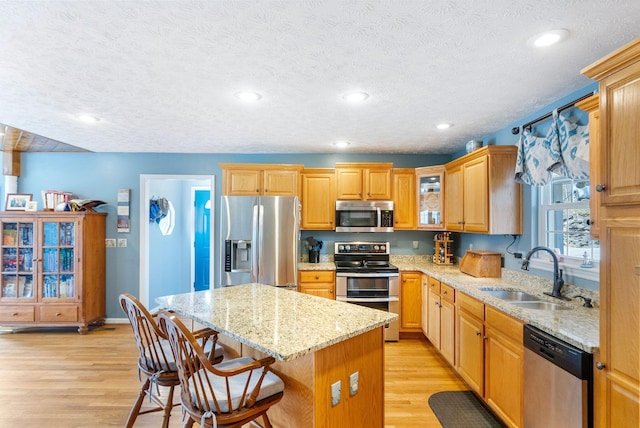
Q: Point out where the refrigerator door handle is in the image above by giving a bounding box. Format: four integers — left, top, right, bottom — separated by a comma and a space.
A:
251, 204, 260, 282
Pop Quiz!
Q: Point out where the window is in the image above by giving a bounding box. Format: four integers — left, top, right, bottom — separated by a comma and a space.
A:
534, 173, 599, 279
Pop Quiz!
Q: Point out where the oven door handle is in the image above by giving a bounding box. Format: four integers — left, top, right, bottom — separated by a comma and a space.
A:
335, 272, 399, 278
336, 296, 399, 303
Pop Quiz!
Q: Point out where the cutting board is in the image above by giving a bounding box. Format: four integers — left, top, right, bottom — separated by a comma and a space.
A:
459, 250, 502, 278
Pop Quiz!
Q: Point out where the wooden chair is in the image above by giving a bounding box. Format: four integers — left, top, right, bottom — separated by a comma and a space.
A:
157, 311, 285, 428
119, 293, 223, 428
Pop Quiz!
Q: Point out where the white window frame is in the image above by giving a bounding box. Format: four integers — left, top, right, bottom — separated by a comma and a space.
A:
532, 176, 599, 282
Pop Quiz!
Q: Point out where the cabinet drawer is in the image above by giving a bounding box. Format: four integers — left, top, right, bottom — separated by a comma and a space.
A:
427, 276, 440, 293
457, 292, 484, 320
440, 283, 455, 302
0, 306, 35, 322
299, 271, 334, 283
485, 306, 522, 342
39, 306, 78, 322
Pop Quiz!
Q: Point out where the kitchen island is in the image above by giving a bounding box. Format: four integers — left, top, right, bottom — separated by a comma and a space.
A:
156, 283, 397, 427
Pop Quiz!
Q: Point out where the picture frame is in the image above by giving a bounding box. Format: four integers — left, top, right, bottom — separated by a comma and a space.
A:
25, 201, 38, 212
5, 194, 33, 211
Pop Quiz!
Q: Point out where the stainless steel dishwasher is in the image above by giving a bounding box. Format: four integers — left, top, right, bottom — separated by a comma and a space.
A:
523, 325, 593, 428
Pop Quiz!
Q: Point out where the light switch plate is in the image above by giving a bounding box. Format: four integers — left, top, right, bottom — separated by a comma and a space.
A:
349, 372, 359, 396
117, 238, 127, 247
331, 381, 341, 407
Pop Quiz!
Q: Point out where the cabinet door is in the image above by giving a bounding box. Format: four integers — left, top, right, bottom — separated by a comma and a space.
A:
597, 218, 640, 426
444, 164, 464, 231
420, 275, 429, 335
263, 170, 299, 196
1, 219, 35, 302
485, 325, 523, 428
365, 168, 392, 200
599, 60, 640, 206
457, 308, 484, 395
335, 168, 363, 200
301, 170, 335, 230
416, 167, 445, 230
427, 288, 440, 348
224, 169, 262, 195
40, 219, 78, 302
400, 272, 421, 330
392, 169, 416, 229
462, 155, 489, 233
440, 297, 455, 366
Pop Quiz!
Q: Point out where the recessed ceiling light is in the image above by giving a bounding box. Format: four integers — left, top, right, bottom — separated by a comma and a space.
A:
436, 123, 452, 130
77, 114, 101, 123
529, 29, 569, 47
235, 91, 262, 102
343, 92, 369, 102
334, 141, 351, 148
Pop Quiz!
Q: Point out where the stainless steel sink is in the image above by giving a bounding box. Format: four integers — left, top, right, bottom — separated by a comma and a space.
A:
510, 301, 570, 311
480, 289, 541, 302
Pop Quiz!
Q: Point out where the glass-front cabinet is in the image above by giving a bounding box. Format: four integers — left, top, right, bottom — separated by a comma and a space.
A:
1, 220, 35, 301
41, 220, 77, 300
416, 166, 445, 230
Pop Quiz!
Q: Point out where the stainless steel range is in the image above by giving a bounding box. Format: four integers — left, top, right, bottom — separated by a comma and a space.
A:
334, 241, 399, 341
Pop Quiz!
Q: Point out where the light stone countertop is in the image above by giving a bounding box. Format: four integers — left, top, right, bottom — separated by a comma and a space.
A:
156, 283, 397, 361
298, 257, 599, 353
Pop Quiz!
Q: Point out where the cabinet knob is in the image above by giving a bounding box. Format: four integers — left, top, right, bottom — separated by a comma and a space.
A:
443, 290, 448, 295
483, 336, 488, 341
11, 312, 18, 316
264, 189, 268, 193
586, 219, 593, 226
256, 189, 260, 193
55, 312, 61, 316
595, 184, 606, 192
315, 275, 319, 280
595, 361, 606, 370
476, 331, 481, 336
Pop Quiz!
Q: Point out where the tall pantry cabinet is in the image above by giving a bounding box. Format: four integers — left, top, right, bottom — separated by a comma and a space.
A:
0, 211, 106, 334
582, 37, 640, 427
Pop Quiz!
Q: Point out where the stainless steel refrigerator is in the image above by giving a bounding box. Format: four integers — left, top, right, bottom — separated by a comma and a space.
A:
220, 196, 300, 288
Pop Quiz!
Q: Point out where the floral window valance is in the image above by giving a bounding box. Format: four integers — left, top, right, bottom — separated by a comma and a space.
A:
515, 109, 589, 186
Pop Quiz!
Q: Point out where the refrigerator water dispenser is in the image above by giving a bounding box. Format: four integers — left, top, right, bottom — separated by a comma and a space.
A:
224, 240, 252, 272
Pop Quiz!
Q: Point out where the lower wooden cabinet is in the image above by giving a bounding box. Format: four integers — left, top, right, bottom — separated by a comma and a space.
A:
400, 271, 422, 332
424, 276, 455, 366
298, 271, 335, 299
455, 293, 524, 428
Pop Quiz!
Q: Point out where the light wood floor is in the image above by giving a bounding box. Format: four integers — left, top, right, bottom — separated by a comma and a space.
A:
0, 325, 468, 427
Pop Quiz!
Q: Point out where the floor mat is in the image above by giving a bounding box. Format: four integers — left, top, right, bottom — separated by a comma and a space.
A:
428, 391, 506, 427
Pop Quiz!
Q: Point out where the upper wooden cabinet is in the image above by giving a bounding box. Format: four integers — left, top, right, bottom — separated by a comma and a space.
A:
415, 165, 445, 230
575, 94, 601, 238
300, 168, 336, 230
220, 163, 303, 196
335, 162, 392, 200
444, 146, 522, 234
392, 168, 416, 230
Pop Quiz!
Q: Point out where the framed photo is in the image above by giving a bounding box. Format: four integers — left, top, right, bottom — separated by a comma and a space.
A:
5, 194, 33, 211
25, 201, 38, 212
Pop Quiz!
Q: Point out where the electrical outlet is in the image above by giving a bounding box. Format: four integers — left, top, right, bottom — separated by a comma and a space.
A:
349, 372, 359, 396
105, 239, 116, 248
117, 238, 127, 247
412, 241, 419, 249
514, 252, 522, 259
331, 381, 341, 407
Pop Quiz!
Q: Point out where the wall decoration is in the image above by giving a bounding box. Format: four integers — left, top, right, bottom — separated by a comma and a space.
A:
117, 188, 131, 232
5, 193, 32, 211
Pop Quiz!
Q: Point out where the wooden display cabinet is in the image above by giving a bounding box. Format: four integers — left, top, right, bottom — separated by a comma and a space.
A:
415, 165, 445, 230
0, 211, 106, 334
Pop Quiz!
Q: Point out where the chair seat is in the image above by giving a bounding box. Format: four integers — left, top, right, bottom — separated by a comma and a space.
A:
144, 338, 224, 372
190, 357, 285, 413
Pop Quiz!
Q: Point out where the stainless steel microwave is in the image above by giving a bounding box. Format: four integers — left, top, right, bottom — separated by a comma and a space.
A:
335, 201, 394, 232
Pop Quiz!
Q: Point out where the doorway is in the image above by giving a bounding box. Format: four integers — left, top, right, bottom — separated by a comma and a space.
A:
139, 174, 215, 308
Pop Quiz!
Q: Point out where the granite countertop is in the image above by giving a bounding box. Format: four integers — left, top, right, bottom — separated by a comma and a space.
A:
298, 257, 599, 353
392, 259, 599, 353
156, 283, 396, 361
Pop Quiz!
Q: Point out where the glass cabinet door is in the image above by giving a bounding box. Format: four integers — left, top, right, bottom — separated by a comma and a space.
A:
416, 167, 445, 230
41, 220, 76, 300
1, 220, 35, 301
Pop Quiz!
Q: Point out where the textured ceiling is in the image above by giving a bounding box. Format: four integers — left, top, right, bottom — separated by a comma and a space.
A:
0, 1, 638, 155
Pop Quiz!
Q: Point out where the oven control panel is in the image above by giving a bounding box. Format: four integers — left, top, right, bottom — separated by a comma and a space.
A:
335, 242, 389, 254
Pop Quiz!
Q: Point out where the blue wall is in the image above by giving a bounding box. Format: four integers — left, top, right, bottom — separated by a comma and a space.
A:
13, 83, 599, 318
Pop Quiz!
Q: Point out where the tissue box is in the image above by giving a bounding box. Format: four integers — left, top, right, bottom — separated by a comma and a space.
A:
460, 250, 502, 278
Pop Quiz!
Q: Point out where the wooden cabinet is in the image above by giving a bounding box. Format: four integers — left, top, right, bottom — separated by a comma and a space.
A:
420, 274, 429, 335
0, 212, 106, 334
424, 276, 455, 365
575, 94, 601, 238
300, 168, 336, 230
400, 271, 421, 332
444, 146, 522, 234
582, 38, 640, 428
415, 165, 445, 230
392, 168, 416, 229
484, 307, 524, 428
220, 163, 303, 196
456, 292, 485, 395
298, 270, 335, 299
335, 162, 392, 200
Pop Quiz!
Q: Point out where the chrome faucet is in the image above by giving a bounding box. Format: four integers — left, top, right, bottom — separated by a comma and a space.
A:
521, 246, 570, 301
